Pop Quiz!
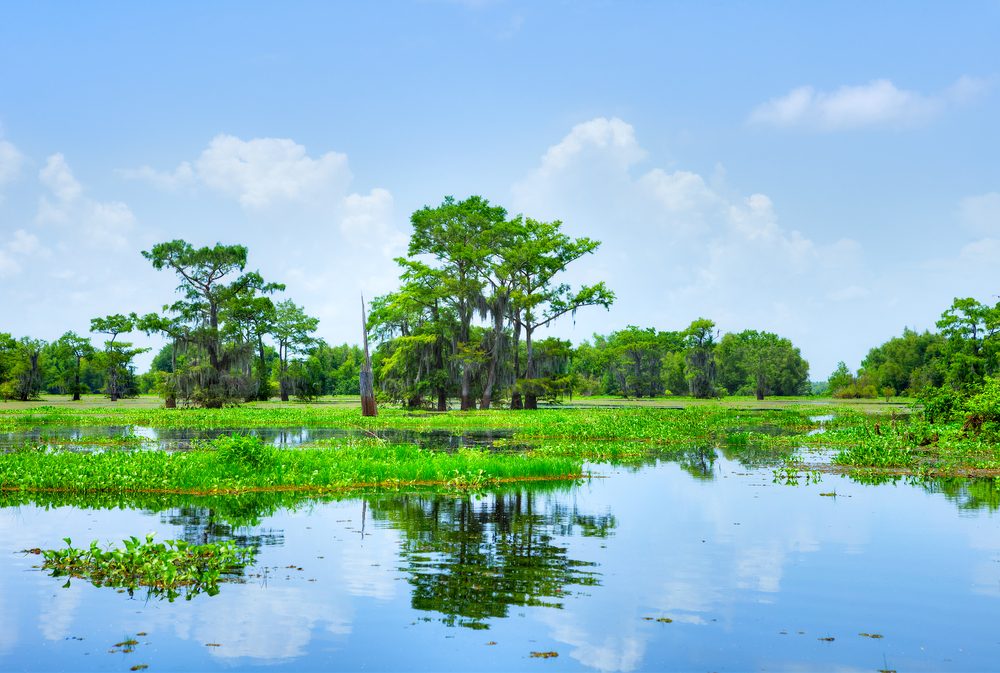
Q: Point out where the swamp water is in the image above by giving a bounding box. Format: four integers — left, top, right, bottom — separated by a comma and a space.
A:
2, 447, 1000, 671
0, 426, 519, 453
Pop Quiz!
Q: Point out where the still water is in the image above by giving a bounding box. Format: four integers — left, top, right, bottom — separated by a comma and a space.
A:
0, 426, 517, 452
2, 452, 999, 671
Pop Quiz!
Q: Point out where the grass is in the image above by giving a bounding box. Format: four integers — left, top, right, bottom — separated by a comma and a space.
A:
0, 434, 582, 495
31, 533, 254, 601
2, 397, 997, 482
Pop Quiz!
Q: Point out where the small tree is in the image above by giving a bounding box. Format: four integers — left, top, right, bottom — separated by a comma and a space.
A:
54, 331, 95, 400
684, 319, 718, 399
272, 300, 319, 402
90, 314, 140, 402
142, 240, 282, 406
9, 337, 46, 401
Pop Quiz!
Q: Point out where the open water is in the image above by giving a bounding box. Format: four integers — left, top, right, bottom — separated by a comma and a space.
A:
1, 440, 999, 671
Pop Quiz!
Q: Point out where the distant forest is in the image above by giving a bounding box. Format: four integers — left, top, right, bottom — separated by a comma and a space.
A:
1, 196, 997, 410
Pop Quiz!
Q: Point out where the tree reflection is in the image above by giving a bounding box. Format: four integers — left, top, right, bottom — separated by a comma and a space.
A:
678, 445, 717, 480
160, 503, 285, 553
924, 477, 1000, 511
369, 488, 614, 629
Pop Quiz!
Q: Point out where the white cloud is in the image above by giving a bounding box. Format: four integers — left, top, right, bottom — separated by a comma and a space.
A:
85, 200, 136, 249
536, 117, 645, 177
39, 153, 83, 201
0, 139, 23, 188
959, 192, 1000, 236
8, 229, 41, 255
118, 161, 195, 191
340, 188, 407, 256
749, 76, 990, 130
35, 154, 135, 249
0, 229, 48, 278
511, 116, 867, 376
197, 134, 351, 208
121, 135, 354, 209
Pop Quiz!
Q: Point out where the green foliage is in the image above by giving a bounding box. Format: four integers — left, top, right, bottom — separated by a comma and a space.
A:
859, 328, 946, 395
684, 319, 718, 398
37, 534, 255, 602
209, 433, 278, 469
716, 329, 809, 399
827, 361, 855, 396
936, 297, 1000, 390
141, 239, 284, 407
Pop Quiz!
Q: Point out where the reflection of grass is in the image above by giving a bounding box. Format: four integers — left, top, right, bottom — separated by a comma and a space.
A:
35, 534, 254, 602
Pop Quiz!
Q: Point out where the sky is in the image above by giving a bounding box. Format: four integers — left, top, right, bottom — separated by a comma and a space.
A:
1, 1, 998, 379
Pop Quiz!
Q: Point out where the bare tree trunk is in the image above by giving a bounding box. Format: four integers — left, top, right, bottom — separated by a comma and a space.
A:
360, 296, 378, 417
72, 356, 81, 401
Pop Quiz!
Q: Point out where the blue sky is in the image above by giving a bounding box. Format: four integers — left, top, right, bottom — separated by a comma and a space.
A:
1, 1, 998, 379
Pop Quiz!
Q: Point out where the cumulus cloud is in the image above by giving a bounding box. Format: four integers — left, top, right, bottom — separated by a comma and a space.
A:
39, 153, 82, 201
535, 117, 645, 177
0, 229, 47, 278
35, 154, 135, 249
123, 135, 352, 209
511, 116, 867, 375
114, 133, 404, 349
749, 76, 990, 130
339, 188, 407, 256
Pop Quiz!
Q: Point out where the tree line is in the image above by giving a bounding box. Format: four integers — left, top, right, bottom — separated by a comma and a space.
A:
367, 196, 809, 408
1, 194, 815, 407
0, 240, 357, 406
825, 297, 1000, 401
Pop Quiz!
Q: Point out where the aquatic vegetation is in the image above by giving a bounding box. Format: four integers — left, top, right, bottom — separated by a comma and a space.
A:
2, 402, 998, 479
33, 534, 254, 601
0, 434, 581, 495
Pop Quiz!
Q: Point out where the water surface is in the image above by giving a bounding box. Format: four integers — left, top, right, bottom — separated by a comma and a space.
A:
2, 452, 999, 671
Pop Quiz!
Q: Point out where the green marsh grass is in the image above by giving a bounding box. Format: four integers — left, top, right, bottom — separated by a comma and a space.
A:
4, 402, 998, 478
0, 434, 581, 495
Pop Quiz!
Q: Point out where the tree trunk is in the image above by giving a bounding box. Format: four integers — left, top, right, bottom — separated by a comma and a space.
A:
510, 317, 523, 410
279, 343, 289, 402
72, 357, 81, 401
460, 370, 472, 411
480, 294, 506, 410
524, 324, 537, 410
360, 296, 378, 417
165, 396, 177, 408
257, 337, 269, 401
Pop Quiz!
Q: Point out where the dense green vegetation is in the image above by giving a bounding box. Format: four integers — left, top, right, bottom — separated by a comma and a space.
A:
33, 534, 254, 602
0, 195, 813, 408
828, 296, 999, 399
1, 196, 997, 487
0, 432, 581, 494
